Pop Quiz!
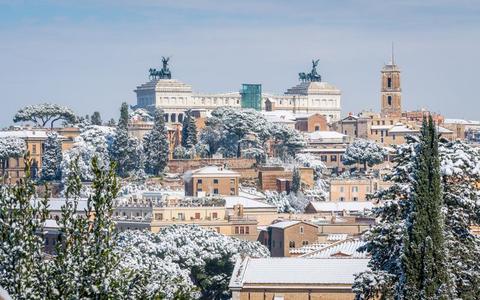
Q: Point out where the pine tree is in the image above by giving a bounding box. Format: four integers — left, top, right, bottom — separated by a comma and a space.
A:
91, 111, 102, 125
41, 131, 62, 181
401, 117, 450, 298
181, 109, 198, 149
291, 166, 301, 194
143, 108, 169, 175
0, 157, 50, 299
112, 102, 131, 177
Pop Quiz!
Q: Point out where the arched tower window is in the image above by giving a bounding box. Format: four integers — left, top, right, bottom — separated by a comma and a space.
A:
387, 77, 392, 88
387, 96, 392, 106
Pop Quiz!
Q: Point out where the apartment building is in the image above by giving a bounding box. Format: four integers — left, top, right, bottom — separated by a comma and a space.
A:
184, 165, 241, 197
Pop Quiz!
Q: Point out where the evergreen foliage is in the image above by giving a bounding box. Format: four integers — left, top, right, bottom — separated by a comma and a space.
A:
91, 111, 102, 125
41, 132, 62, 181
0, 137, 26, 178
111, 102, 130, 177
342, 138, 387, 171
143, 108, 169, 175
181, 109, 198, 149
13, 103, 76, 128
0, 158, 50, 299
353, 122, 480, 299
401, 117, 450, 298
291, 166, 300, 194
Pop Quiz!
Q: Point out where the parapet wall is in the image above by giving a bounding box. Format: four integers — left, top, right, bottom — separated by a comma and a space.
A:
167, 158, 257, 174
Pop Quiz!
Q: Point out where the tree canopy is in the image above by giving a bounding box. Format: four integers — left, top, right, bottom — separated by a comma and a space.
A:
13, 103, 76, 128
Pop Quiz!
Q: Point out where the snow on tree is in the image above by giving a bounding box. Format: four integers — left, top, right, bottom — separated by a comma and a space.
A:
295, 153, 328, 200
116, 225, 269, 299
201, 107, 305, 160
353, 133, 480, 299
264, 191, 309, 213
0, 136, 26, 177
181, 109, 198, 149
342, 138, 387, 171
41, 132, 62, 181
91, 111, 102, 125
130, 108, 153, 122
13, 103, 76, 128
61, 125, 115, 181
143, 108, 169, 175
270, 124, 306, 160
111, 102, 132, 177
400, 117, 451, 298
291, 166, 300, 194
0, 160, 50, 298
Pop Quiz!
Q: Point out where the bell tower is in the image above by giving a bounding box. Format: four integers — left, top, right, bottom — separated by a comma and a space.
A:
381, 44, 402, 116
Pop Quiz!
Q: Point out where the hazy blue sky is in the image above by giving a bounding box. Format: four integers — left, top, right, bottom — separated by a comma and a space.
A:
1, 0, 479, 126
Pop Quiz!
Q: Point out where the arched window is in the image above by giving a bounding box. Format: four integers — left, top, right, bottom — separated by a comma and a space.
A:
387, 96, 392, 106
171, 114, 176, 123
178, 113, 184, 123
164, 113, 169, 122
387, 77, 392, 88
289, 241, 296, 248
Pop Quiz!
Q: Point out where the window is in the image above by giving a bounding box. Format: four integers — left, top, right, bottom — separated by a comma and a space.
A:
315, 125, 320, 131
245, 226, 250, 234
178, 213, 185, 221
230, 188, 235, 195
289, 241, 296, 248
213, 179, 219, 184
32, 145, 37, 154
197, 179, 202, 184
302, 240, 309, 246
340, 197, 345, 202
212, 212, 218, 219
235, 226, 239, 234
240, 227, 245, 234
387, 77, 392, 88
300, 226, 304, 234
213, 188, 219, 195
340, 186, 344, 193
352, 186, 359, 192
382, 120, 385, 125
387, 96, 392, 106
353, 197, 358, 201
320, 155, 327, 162
195, 213, 201, 219
155, 213, 163, 220
272, 240, 276, 248
331, 155, 337, 162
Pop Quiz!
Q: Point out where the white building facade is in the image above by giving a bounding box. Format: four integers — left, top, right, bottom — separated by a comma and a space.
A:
134, 64, 342, 124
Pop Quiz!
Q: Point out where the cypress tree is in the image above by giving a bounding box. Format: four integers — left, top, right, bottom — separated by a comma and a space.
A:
181, 109, 198, 149
291, 166, 301, 194
401, 116, 450, 299
112, 102, 130, 177
41, 132, 62, 181
143, 108, 169, 175
91, 111, 102, 125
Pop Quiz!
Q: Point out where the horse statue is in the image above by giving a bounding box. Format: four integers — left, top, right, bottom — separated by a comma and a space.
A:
298, 72, 308, 82
148, 57, 172, 80
298, 59, 322, 83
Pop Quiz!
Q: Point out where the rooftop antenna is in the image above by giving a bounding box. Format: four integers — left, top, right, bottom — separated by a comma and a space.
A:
391, 42, 395, 65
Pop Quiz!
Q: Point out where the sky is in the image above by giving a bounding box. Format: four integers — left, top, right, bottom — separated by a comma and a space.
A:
0, 0, 479, 126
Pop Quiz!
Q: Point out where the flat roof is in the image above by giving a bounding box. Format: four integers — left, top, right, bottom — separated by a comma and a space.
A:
230, 257, 368, 287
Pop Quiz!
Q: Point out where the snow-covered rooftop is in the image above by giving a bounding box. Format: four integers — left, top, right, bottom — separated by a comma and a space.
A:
388, 123, 418, 134
0, 130, 53, 139
308, 201, 374, 213
268, 220, 301, 229
307, 131, 348, 141
301, 239, 368, 259
229, 257, 368, 288
224, 196, 276, 209
444, 119, 480, 125
44, 219, 60, 229
191, 166, 241, 177
33, 198, 89, 211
